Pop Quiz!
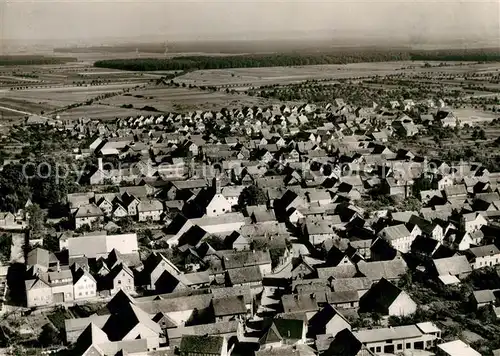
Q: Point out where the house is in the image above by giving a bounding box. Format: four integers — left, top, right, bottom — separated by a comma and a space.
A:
0, 212, 16, 227
259, 318, 306, 349
104, 263, 135, 295
436, 110, 458, 128
226, 266, 263, 287
74, 203, 104, 229
379, 224, 413, 253
224, 232, 250, 251
222, 250, 272, 276
357, 259, 408, 282
179, 335, 228, 356
212, 295, 247, 321
66, 233, 139, 259
431, 255, 472, 280
465, 245, 500, 269
308, 304, 351, 338
221, 186, 244, 207
137, 199, 163, 222
321, 328, 374, 356
26, 248, 59, 273
360, 278, 417, 316
73, 267, 97, 300
408, 215, 444, 243
141, 252, 184, 292
331, 278, 372, 297
355, 322, 441, 355
304, 221, 336, 246
472, 289, 495, 309
206, 194, 232, 217
382, 178, 413, 198
437, 340, 481, 356
25, 269, 74, 307
461, 212, 488, 233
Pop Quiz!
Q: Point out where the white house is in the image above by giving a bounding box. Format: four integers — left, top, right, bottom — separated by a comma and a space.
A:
206, 194, 232, 217
137, 199, 163, 222
462, 213, 488, 233
466, 245, 500, 269
380, 225, 413, 253
73, 268, 97, 300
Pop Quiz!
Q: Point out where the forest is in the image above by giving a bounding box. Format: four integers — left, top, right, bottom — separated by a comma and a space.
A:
0, 55, 77, 66
94, 48, 500, 71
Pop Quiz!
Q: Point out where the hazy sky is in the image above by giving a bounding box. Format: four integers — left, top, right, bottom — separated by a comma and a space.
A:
2, 0, 499, 42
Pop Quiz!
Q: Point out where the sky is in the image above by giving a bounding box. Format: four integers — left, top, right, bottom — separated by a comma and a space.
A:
1, 0, 499, 43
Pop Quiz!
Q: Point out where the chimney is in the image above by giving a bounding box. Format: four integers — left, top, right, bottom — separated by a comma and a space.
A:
98, 157, 103, 171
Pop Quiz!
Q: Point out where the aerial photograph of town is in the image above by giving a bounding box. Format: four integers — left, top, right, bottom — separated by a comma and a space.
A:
0, 0, 499, 355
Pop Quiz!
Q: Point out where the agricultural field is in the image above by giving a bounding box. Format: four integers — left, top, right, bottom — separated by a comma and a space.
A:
54, 104, 156, 121
99, 86, 278, 112
1, 58, 499, 124
174, 61, 500, 88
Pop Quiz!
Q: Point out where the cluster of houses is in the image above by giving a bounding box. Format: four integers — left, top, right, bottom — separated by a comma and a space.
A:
9, 100, 500, 355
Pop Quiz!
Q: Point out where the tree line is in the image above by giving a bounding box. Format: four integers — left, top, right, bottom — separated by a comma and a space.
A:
94, 48, 500, 71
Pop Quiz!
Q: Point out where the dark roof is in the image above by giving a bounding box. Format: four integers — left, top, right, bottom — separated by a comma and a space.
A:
178, 225, 207, 247
360, 278, 407, 314
324, 329, 368, 356
371, 238, 398, 261
308, 304, 348, 337
281, 294, 318, 314
180, 335, 224, 354
411, 235, 440, 255
260, 318, 304, 344
326, 291, 360, 304
212, 295, 246, 317
227, 265, 263, 285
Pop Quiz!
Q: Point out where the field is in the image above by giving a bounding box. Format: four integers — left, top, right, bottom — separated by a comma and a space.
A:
99, 86, 277, 112
175, 62, 500, 88
0, 58, 499, 123
55, 104, 157, 121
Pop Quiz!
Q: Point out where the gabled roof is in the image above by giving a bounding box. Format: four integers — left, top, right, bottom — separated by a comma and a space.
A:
260, 318, 304, 345
357, 259, 408, 281
380, 224, 410, 241
325, 328, 369, 356
75, 203, 104, 218
360, 278, 407, 312
432, 255, 472, 276
212, 295, 246, 317
227, 265, 263, 285
26, 248, 58, 269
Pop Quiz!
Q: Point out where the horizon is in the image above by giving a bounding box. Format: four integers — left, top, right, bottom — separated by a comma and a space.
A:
2, 0, 499, 45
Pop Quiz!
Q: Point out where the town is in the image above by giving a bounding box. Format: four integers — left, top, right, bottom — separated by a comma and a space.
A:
0, 86, 500, 356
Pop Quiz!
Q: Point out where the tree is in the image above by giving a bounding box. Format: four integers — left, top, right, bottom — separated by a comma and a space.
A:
39, 324, 62, 347
238, 185, 267, 208
26, 204, 45, 237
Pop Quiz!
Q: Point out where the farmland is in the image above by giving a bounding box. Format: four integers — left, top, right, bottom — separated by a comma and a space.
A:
0, 55, 499, 124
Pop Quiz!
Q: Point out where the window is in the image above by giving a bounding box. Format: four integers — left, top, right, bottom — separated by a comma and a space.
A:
118, 280, 121, 285
397, 344, 402, 350
79, 292, 82, 296
406, 343, 411, 349
376, 347, 381, 353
